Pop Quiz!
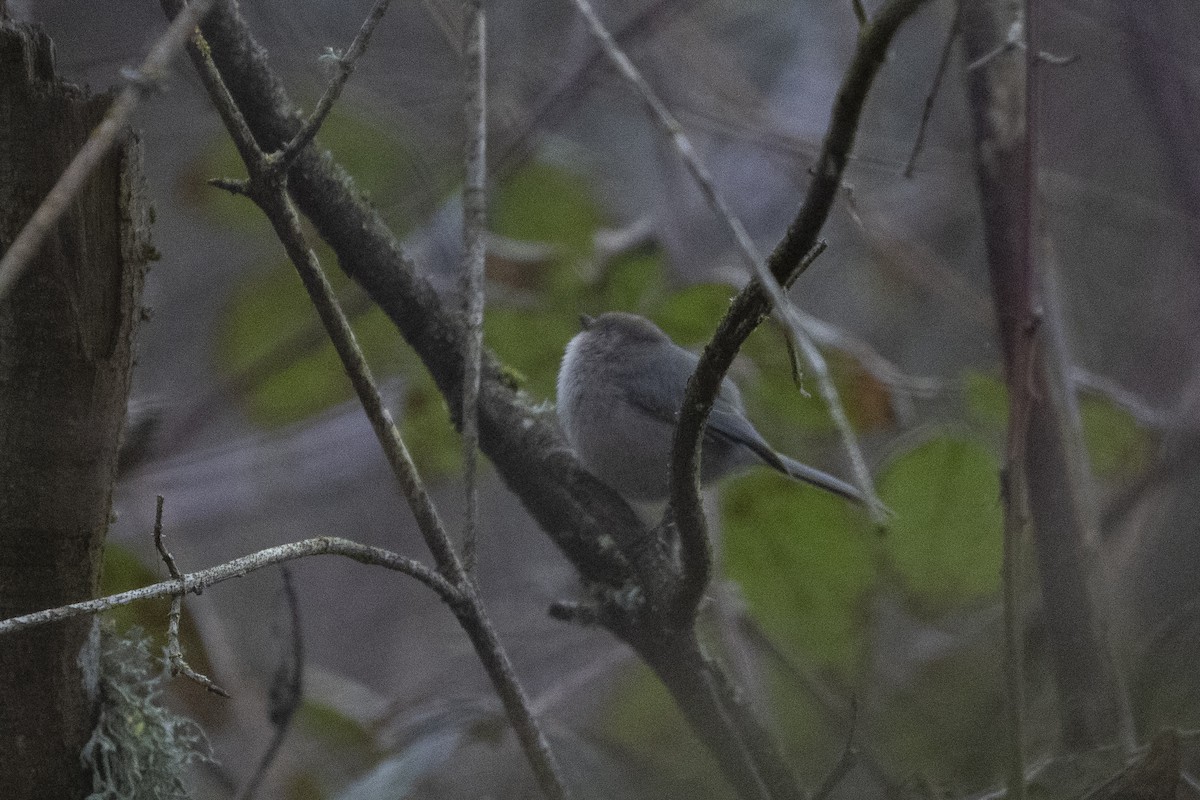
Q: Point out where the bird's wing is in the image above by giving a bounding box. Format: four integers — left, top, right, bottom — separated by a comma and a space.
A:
617, 346, 773, 455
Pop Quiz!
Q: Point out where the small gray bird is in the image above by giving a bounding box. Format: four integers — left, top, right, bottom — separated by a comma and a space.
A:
556, 312, 863, 504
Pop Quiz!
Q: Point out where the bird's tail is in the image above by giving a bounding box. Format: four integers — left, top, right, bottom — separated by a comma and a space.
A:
773, 453, 865, 505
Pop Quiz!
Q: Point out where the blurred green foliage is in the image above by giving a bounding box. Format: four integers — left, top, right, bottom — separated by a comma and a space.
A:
185, 109, 437, 235
724, 474, 873, 674
964, 369, 1152, 477
604, 663, 735, 799
878, 437, 1002, 613
217, 252, 408, 427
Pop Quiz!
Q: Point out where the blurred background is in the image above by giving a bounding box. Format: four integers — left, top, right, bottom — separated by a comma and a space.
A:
14, 0, 1200, 796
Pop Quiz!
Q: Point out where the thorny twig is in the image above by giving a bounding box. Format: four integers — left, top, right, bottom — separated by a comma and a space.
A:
153, 496, 229, 697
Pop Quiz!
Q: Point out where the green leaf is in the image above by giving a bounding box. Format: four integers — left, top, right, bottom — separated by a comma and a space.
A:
296, 699, 380, 773
653, 283, 735, 345
598, 248, 667, 314
877, 436, 1002, 611
216, 257, 405, 428
399, 375, 462, 479
963, 369, 1008, 428
603, 664, 733, 799
964, 369, 1152, 477
483, 310, 580, 400
722, 472, 873, 673
492, 162, 602, 262
1079, 391, 1151, 476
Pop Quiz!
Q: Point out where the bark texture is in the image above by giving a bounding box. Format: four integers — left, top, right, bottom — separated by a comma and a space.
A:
0, 21, 151, 799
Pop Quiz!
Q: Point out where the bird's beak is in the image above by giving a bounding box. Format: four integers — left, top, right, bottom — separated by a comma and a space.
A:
579, 314, 595, 330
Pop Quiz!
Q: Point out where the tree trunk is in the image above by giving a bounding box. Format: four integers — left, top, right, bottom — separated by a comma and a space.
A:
0, 20, 151, 799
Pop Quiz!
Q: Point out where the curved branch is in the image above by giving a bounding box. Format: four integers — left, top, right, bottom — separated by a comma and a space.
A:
669, 0, 936, 622
0, 536, 458, 636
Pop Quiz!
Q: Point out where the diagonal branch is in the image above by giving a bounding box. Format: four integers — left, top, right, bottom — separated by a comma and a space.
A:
272, 0, 394, 172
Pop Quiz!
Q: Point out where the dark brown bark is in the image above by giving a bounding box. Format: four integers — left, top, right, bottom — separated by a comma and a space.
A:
0, 21, 151, 799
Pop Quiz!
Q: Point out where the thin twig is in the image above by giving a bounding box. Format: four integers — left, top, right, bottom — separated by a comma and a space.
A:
850, 0, 868, 27
153, 496, 230, 696
0, 0, 213, 303
0, 536, 459, 636
794, 309, 942, 396
903, 0, 962, 177
271, 0, 394, 172
460, 0, 488, 575
567, 0, 886, 526
235, 567, 304, 800
1071, 367, 1176, 430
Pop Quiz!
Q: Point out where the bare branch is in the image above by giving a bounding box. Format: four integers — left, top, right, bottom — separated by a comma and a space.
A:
811, 697, 860, 800
0, 0, 213, 303
0, 536, 459, 636
235, 567, 304, 800
154, 496, 229, 696
272, 0, 394, 172
569, 0, 887, 557
670, 0, 936, 623
850, 0, 868, 28
961, 0, 1128, 770
903, 0, 962, 177
460, 0, 488, 575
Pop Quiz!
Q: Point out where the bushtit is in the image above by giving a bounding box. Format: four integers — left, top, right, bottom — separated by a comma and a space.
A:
556, 312, 863, 505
